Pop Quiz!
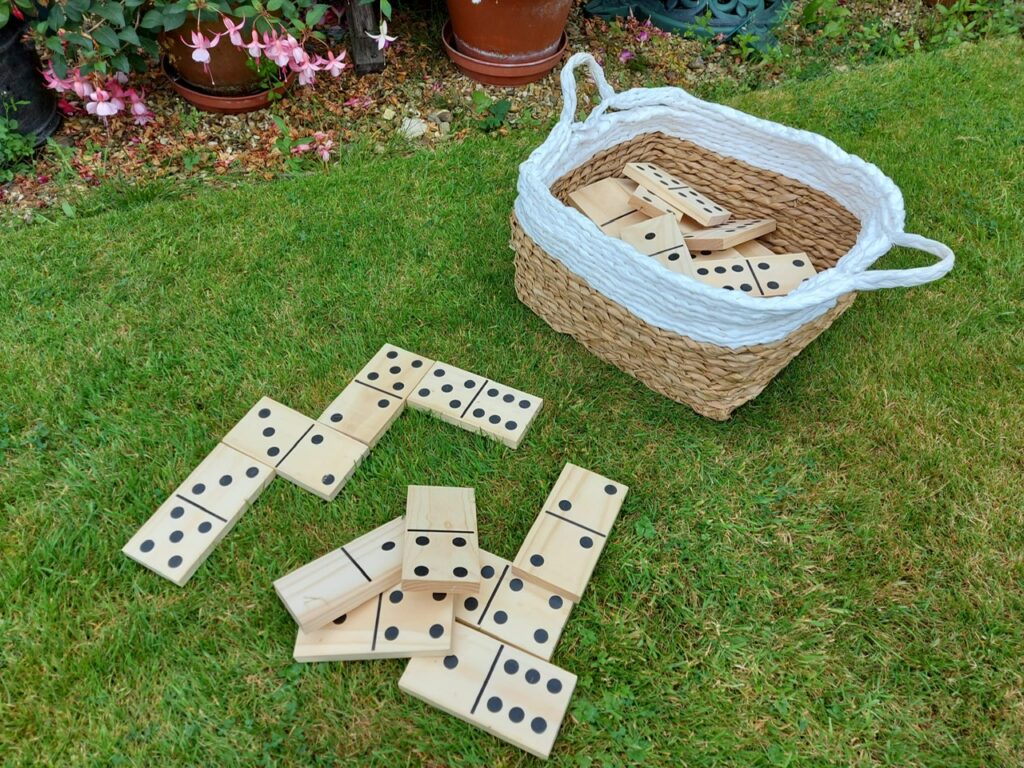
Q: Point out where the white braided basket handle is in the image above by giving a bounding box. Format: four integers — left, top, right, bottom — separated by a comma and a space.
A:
847, 233, 955, 291
557, 53, 617, 130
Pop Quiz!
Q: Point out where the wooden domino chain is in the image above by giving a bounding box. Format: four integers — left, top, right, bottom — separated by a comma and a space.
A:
512, 463, 628, 602
623, 162, 730, 226
455, 550, 573, 661
567, 177, 649, 237
618, 214, 694, 277
407, 361, 543, 449
294, 577, 454, 661
274, 516, 405, 631
682, 219, 777, 251
319, 344, 433, 448
400, 623, 578, 760
122, 443, 275, 586
223, 396, 368, 501
402, 486, 481, 594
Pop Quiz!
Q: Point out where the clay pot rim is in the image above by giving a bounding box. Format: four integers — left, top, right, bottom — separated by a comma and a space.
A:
162, 56, 290, 113
441, 21, 567, 86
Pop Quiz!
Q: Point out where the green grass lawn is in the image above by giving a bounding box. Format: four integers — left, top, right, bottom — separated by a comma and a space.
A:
2, 37, 1023, 767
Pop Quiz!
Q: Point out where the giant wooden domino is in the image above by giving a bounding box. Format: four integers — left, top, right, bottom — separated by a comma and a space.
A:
274, 516, 405, 631
400, 623, 578, 760
122, 443, 275, 586
513, 463, 629, 602
408, 361, 543, 449
402, 486, 481, 594
623, 162, 731, 226
294, 578, 454, 661
568, 177, 649, 237
223, 396, 368, 501
455, 549, 573, 661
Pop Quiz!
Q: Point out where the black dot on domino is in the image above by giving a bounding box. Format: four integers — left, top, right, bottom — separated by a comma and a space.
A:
464, 596, 479, 611
768, 281, 780, 290
530, 554, 544, 567
412, 359, 423, 368
504, 659, 520, 674
417, 388, 430, 397
429, 624, 444, 638
382, 541, 396, 551
333, 614, 347, 625
169, 530, 183, 543
473, 408, 485, 418
549, 595, 563, 609
453, 567, 468, 578
487, 388, 499, 397
731, 265, 744, 273
432, 592, 447, 601
414, 565, 429, 576
697, 268, 709, 275
487, 697, 503, 713
393, 382, 404, 391
464, 380, 476, 389
386, 350, 398, 359
384, 626, 399, 641
389, 590, 403, 604
246, 466, 259, 478
534, 628, 549, 644
433, 368, 445, 377
793, 259, 805, 267
198, 521, 212, 534
519, 400, 530, 409
452, 537, 466, 547
509, 707, 525, 723
263, 426, 275, 437
525, 669, 540, 684
416, 535, 430, 546
449, 399, 461, 409
140, 539, 154, 552
168, 555, 182, 568
367, 371, 379, 380
758, 262, 770, 270
489, 415, 500, 425
481, 565, 495, 578
219, 474, 232, 487
644, 231, 656, 240
715, 266, 726, 274
311, 434, 324, 445
547, 678, 563, 694
741, 284, 753, 292
559, 499, 572, 512
443, 655, 458, 669
258, 408, 271, 418
668, 253, 680, 261
267, 447, 280, 457
170, 506, 184, 519
509, 578, 523, 592
389, 365, 401, 374
441, 384, 453, 393
322, 474, 335, 485
494, 610, 508, 624
531, 717, 548, 734
192, 483, 205, 495
605, 484, 617, 495
377, 399, 390, 408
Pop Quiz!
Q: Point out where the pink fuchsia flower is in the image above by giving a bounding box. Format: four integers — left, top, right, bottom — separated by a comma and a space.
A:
125, 88, 154, 125
313, 131, 333, 162
366, 20, 396, 51
41, 64, 71, 93
243, 30, 263, 59
618, 49, 635, 63
222, 16, 246, 46
262, 31, 297, 67
85, 87, 124, 118
316, 50, 347, 77
290, 142, 312, 155
182, 30, 220, 65
294, 56, 320, 86
70, 70, 95, 99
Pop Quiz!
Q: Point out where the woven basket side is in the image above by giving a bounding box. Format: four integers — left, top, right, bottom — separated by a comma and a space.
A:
511, 216, 857, 420
550, 132, 862, 271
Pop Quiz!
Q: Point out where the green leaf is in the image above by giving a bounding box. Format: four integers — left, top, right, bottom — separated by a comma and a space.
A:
305, 4, 328, 27
139, 9, 164, 28
109, 53, 130, 72
51, 57, 68, 79
380, 0, 392, 19
139, 37, 160, 56
92, 24, 121, 50
0, 6, 9, 28
46, 5, 65, 31
470, 90, 492, 112
93, 2, 126, 27
61, 202, 77, 219
160, 9, 187, 29
233, 4, 257, 16
267, 0, 283, 11
46, 36, 65, 53
65, 32, 95, 50
118, 27, 140, 45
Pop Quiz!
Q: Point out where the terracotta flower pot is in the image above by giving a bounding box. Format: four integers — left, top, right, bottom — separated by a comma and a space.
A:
162, 57, 290, 114
161, 16, 262, 96
0, 19, 60, 144
444, 0, 572, 84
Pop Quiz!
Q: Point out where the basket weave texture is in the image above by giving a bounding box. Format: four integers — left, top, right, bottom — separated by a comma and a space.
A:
511, 132, 862, 420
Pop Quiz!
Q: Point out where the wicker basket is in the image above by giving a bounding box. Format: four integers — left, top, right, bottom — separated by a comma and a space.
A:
512, 55, 954, 420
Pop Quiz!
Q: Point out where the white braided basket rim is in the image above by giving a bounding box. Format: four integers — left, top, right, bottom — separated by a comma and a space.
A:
513, 53, 954, 349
